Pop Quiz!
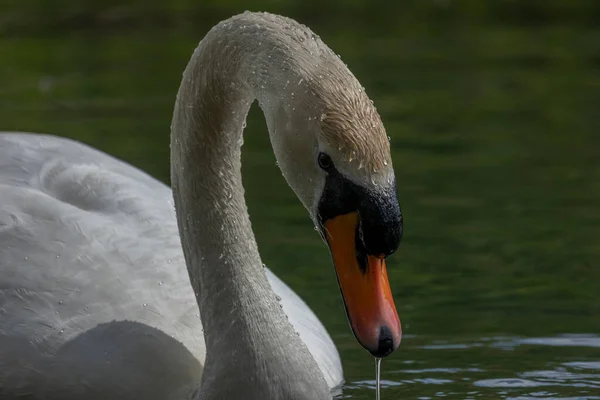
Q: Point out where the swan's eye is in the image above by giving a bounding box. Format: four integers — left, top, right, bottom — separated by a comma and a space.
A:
318, 152, 334, 170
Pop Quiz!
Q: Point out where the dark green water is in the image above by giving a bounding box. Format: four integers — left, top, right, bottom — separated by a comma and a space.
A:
2, 3, 599, 399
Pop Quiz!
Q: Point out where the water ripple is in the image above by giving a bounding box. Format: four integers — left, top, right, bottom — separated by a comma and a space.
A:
474, 378, 548, 388
395, 367, 484, 374
341, 335, 600, 398
416, 334, 600, 352
473, 363, 600, 391
563, 362, 600, 370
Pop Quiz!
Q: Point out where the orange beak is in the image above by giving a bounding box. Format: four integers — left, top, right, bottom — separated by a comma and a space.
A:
324, 212, 401, 357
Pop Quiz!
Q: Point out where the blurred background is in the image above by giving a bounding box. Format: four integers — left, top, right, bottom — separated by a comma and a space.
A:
2, 0, 599, 398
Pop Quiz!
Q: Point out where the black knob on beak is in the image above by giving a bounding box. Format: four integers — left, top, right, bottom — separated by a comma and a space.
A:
358, 189, 402, 257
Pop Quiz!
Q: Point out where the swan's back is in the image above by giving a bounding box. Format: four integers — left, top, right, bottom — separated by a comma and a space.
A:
0, 133, 205, 399
0, 133, 342, 398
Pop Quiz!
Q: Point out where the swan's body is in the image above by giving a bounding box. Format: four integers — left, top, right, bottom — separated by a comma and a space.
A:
0, 11, 403, 400
0, 133, 341, 399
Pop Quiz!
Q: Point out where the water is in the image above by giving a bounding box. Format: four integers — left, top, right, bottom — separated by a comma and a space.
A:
341, 334, 600, 399
375, 358, 382, 400
1, 3, 599, 398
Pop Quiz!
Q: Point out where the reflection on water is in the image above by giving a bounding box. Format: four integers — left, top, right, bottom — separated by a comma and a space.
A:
340, 334, 600, 399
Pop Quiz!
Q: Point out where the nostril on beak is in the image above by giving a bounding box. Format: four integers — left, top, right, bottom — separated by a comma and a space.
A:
371, 325, 395, 358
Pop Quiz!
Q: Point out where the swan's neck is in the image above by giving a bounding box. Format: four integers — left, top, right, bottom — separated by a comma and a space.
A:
170, 13, 330, 399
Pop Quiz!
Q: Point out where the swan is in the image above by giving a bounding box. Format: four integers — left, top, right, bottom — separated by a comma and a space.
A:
0, 11, 403, 399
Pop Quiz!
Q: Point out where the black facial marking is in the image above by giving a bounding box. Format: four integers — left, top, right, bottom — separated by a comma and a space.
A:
317, 166, 403, 260
317, 167, 362, 223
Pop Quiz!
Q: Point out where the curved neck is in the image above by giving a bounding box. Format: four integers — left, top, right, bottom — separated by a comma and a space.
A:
170, 13, 330, 399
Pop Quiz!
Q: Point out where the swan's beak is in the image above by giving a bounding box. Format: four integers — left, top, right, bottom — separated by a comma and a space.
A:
324, 211, 401, 357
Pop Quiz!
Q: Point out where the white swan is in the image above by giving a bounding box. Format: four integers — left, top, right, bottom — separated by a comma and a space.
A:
0, 12, 403, 399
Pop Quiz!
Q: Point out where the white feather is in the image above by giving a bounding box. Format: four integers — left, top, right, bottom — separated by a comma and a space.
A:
0, 132, 343, 399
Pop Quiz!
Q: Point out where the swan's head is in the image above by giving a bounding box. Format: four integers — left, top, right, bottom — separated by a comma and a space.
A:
264, 79, 403, 358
